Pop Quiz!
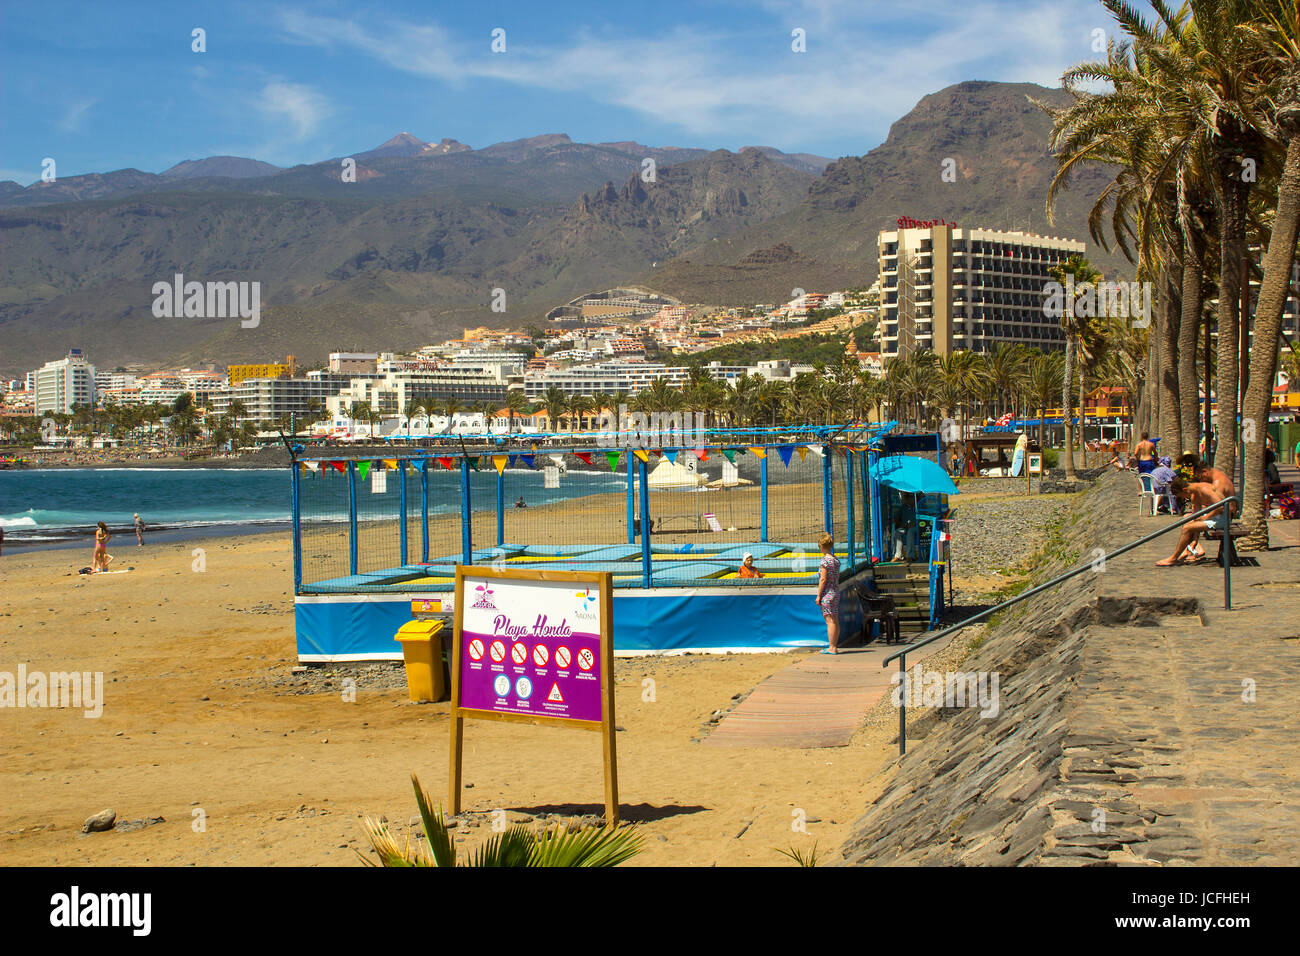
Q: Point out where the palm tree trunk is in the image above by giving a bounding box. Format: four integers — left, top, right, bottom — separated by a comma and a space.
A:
1178, 228, 1204, 457
1062, 336, 1076, 479
1240, 136, 1300, 551
1213, 156, 1247, 478
1158, 263, 1183, 449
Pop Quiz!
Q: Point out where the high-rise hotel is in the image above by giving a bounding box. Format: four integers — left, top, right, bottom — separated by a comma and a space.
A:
878, 221, 1087, 358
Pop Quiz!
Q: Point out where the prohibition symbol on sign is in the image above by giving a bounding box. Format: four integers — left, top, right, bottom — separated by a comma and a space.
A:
533, 644, 549, 667
547, 682, 564, 702
555, 646, 571, 669
511, 642, 528, 664
489, 640, 506, 663
577, 647, 595, 671
515, 677, 533, 700
467, 638, 485, 662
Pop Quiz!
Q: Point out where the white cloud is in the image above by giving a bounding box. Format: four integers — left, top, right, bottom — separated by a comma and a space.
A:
57, 99, 96, 133
255, 80, 332, 140
273, 1, 1099, 149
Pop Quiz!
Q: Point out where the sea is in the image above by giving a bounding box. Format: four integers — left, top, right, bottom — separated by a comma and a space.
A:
0, 466, 628, 549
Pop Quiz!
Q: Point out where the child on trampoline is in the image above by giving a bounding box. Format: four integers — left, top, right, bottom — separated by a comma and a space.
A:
816, 532, 840, 655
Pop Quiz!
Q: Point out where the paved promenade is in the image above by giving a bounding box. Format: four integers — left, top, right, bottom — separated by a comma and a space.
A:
840, 471, 1300, 866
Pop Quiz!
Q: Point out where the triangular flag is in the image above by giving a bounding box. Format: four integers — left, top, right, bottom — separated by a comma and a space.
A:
632, 449, 649, 463
574, 452, 593, 466
520, 454, 535, 469
665, 449, 678, 463
797, 446, 808, 462
694, 448, 709, 462
472, 455, 483, 471
330, 460, 347, 474
357, 460, 371, 481
549, 454, 565, 467
605, 451, 621, 470
436, 457, 453, 470
722, 449, 736, 463
777, 444, 794, 467
492, 455, 508, 475
508, 454, 518, 468
304, 461, 320, 472
651, 449, 662, 458
748, 447, 766, 459
383, 458, 398, 470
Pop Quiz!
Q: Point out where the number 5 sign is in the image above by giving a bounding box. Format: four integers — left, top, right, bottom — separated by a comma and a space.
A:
450, 566, 618, 824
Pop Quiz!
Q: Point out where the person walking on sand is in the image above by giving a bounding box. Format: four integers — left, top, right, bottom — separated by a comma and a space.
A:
816, 533, 840, 654
133, 512, 145, 546
92, 521, 113, 572
1156, 477, 1227, 566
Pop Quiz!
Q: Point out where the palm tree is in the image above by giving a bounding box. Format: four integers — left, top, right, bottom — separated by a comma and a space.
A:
404, 398, 426, 439
542, 386, 567, 433
1047, 255, 1103, 477
1027, 351, 1066, 451
503, 390, 528, 436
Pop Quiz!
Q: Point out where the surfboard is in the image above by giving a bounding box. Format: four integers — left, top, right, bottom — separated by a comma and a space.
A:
1010, 446, 1026, 477
78, 567, 135, 575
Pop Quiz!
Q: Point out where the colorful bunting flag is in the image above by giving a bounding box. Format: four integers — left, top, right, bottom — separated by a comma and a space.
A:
574, 452, 593, 466
436, 457, 453, 470
721, 449, 736, 464
665, 449, 678, 463
797, 446, 808, 462
777, 445, 794, 467
605, 450, 621, 470
357, 461, 371, 481
508, 454, 518, 468
492, 455, 508, 475
747, 447, 766, 459
632, 449, 649, 463
330, 460, 347, 474
383, 458, 398, 470
694, 448, 709, 462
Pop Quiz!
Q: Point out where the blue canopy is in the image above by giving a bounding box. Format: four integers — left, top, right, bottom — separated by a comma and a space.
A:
870, 455, 960, 496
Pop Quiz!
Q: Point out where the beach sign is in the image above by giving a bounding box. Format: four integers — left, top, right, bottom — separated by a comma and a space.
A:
450, 566, 618, 823
370, 466, 387, 494
703, 512, 724, 533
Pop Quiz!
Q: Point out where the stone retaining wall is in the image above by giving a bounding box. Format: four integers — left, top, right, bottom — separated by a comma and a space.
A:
838, 471, 1209, 866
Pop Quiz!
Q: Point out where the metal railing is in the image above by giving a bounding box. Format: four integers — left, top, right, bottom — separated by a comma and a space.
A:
881, 495, 1243, 756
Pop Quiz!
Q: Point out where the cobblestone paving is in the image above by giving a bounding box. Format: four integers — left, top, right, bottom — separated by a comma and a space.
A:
839, 471, 1300, 866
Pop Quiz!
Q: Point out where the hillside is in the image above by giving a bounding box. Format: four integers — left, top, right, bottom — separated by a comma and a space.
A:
0, 82, 1117, 377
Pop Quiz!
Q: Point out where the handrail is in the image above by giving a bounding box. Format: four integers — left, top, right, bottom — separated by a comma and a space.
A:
881, 493, 1242, 756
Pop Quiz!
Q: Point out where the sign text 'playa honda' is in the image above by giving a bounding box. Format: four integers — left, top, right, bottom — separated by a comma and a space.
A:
151, 272, 261, 328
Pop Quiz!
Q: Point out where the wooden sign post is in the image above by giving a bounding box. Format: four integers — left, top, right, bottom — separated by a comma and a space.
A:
449, 566, 618, 824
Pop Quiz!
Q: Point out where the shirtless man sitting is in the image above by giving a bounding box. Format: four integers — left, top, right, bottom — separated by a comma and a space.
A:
1156, 476, 1229, 566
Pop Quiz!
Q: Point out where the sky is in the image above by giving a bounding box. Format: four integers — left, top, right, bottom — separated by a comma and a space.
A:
0, 0, 1111, 184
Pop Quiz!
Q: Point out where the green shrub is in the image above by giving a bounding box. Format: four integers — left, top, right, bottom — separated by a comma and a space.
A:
1042, 448, 1060, 468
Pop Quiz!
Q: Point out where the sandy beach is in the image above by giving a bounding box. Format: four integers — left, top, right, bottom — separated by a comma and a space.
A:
0, 530, 902, 866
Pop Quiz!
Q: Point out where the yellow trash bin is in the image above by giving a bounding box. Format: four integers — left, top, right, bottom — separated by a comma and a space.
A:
395, 620, 446, 702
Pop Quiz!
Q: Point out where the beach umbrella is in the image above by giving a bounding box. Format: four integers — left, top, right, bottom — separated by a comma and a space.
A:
869, 455, 960, 496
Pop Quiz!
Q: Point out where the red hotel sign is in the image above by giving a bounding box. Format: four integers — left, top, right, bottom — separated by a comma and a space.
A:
896, 216, 957, 228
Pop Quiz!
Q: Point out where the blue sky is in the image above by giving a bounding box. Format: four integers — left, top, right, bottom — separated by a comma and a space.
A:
1, 0, 1108, 183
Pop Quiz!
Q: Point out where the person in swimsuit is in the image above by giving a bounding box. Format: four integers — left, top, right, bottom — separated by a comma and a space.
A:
92, 521, 113, 572
133, 512, 145, 546
1134, 432, 1157, 474
1156, 477, 1227, 566
816, 532, 840, 654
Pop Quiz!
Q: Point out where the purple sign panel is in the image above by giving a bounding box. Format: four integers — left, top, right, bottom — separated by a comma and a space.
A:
458, 575, 604, 722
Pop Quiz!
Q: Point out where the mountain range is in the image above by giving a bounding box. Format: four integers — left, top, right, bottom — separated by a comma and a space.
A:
0, 81, 1115, 378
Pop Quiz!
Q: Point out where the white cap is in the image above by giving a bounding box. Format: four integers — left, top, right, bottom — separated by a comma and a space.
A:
742, 552, 753, 562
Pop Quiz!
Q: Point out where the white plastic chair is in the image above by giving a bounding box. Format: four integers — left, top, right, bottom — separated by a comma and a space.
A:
1137, 473, 1157, 516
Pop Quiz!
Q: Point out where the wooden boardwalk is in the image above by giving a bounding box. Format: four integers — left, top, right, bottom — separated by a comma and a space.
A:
704, 641, 946, 749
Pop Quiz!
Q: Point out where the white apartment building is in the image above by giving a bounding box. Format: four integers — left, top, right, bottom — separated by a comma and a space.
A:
878, 224, 1086, 357
34, 349, 96, 414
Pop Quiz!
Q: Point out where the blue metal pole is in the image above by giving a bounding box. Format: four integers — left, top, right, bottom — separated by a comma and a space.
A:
626, 453, 635, 544
860, 450, 871, 564
869, 449, 882, 561
460, 456, 473, 565
759, 455, 769, 542
399, 460, 408, 566
845, 450, 856, 575
347, 460, 358, 576
822, 448, 834, 536
496, 467, 504, 546
639, 457, 652, 589
420, 459, 429, 564
291, 460, 302, 593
